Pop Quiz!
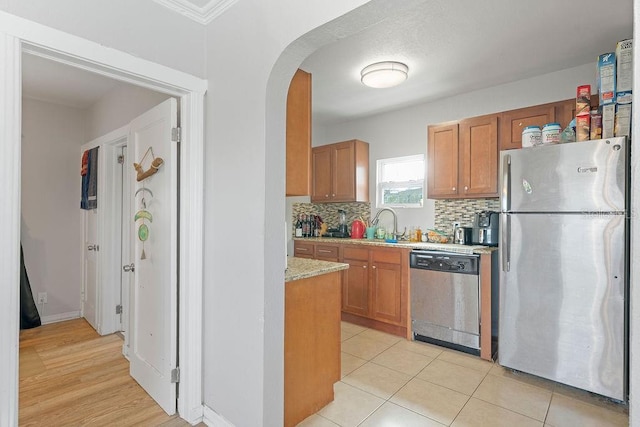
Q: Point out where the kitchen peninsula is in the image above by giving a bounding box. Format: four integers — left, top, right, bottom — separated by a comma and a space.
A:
284, 257, 348, 427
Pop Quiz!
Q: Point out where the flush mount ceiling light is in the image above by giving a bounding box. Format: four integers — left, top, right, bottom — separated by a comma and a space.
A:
360, 61, 409, 88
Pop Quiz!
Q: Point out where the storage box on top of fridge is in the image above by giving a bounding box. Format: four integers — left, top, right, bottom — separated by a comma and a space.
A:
616, 39, 633, 97
597, 52, 616, 106
615, 39, 632, 138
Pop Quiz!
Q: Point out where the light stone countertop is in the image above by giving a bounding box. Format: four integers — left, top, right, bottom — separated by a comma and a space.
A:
285, 256, 349, 282
293, 237, 498, 255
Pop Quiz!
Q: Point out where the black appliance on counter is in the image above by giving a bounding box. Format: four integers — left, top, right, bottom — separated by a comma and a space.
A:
472, 210, 499, 246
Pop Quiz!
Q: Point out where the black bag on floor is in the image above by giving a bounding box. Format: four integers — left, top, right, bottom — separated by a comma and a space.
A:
20, 245, 41, 329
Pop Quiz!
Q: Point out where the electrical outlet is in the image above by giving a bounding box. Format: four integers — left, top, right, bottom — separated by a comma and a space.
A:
37, 292, 47, 304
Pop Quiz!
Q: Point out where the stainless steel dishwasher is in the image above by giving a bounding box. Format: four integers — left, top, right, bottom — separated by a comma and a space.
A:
410, 250, 480, 355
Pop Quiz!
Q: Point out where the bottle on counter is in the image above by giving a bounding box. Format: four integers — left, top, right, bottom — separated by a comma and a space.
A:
295, 214, 303, 237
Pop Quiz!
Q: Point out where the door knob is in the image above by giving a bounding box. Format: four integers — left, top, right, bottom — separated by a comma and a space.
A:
122, 263, 135, 272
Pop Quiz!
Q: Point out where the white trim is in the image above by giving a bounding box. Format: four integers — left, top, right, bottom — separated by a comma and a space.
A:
203, 405, 235, 427
0, 31, 21, 427
41, 311, 82, 325
84, 126, 129, 336
153, 0, 239, 25
0, 13, 206, 426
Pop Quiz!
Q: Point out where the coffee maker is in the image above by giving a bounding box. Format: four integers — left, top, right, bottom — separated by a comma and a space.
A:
471, 210, 499, 246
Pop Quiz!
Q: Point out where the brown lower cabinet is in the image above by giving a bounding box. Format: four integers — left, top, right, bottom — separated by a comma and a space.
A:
294, 241, 409, 338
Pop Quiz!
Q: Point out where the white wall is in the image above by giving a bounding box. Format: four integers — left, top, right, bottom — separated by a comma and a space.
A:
203, 1, 428, 425
85, 85, 170, 141
0, 1, 206, 78
21, 97, 86, 320
629, 3, 639, 424
315, 63, 597, 232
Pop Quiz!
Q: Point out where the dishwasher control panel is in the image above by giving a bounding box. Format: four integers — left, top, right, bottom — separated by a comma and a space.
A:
409, 250, 479, 275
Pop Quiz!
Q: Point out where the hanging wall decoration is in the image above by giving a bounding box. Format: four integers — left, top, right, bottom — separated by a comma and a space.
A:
134, 187, 154, 260
133, 146, 164, 182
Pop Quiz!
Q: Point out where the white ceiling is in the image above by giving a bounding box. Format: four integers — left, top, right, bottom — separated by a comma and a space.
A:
21, 0, 633, 121
22, 54, 136, 109
302, 0, 634, 126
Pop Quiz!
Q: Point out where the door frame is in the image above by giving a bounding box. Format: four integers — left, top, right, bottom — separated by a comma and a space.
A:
0, 11, 206, 425
81, 126, 129, 337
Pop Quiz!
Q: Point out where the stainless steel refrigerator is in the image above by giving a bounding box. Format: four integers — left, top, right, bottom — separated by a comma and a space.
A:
499, 137, 628, 401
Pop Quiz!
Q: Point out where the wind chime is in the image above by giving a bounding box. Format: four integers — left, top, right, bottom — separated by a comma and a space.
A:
133, 146, 164, 260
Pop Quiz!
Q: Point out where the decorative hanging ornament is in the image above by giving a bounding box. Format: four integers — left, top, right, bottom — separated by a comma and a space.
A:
134, 187, 154, 260
133, 146, 164, 182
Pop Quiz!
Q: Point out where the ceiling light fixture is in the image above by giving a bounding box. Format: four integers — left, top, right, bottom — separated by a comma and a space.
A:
360, 61, 409, 88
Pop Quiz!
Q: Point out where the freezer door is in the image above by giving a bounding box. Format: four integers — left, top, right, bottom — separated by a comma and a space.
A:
499, 213, 626, 400
501, 137, 626, 213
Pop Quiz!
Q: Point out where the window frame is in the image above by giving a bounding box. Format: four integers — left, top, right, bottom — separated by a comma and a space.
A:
376, 154, 425, 209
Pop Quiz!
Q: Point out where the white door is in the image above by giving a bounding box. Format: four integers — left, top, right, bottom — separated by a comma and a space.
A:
127, 98, 178, 415
83, 208, 99, 330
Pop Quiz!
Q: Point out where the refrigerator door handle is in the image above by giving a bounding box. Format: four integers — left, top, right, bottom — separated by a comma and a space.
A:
501, 213, 510, 272
501, 154, 511, 212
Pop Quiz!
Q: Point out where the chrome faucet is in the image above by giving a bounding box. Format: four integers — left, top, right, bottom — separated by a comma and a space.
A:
371, 208, 406, 239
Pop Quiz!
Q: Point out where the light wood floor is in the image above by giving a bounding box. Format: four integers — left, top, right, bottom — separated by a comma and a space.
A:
19, 318, 192, 426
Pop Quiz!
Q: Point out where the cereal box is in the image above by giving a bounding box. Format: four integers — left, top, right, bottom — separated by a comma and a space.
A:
576, 85, 591, 117
597, 53, 616, 105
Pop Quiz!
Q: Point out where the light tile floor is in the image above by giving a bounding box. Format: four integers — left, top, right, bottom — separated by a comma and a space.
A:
297, 322, 629, 427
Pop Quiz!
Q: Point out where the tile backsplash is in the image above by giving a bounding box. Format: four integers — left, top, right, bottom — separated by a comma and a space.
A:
292, 202, 371, 233
434, 198, 500, 234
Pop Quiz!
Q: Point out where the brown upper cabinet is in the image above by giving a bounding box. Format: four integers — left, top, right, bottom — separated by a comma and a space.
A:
286, 69, 312, 196
499, 103, 555, 151
500, 96, 599, 151
311, 139, 369, 203
427, 114, 498, 199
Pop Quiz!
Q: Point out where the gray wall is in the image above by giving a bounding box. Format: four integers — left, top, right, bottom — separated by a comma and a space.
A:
0, 0, 206, 78
21, 97, 85, 320
85, 85, 171, 141
315, 63, 596, 232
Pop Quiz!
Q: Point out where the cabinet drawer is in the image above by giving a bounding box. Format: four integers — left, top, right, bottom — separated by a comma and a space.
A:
342, 246, 369, 261
294, 242, 314, 258
315, 244, 339, 261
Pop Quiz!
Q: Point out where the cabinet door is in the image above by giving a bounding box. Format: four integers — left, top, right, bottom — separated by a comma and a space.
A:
286, 69, 312, 196
332, 141, 356, 202
554, 97, 599, 131
499, 104, 555, 150
370, 250, 403, 325
293, 241, 314, 259
311, 146, 332, 202
341, 246, 369, 316
459, 115, 498, 197
427, 123, 459, 198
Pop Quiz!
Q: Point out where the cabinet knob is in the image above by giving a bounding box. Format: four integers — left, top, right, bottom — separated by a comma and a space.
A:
518, 122, 523, 127
452, 187, 456, 191
372, 265, 377, 269
332, 193, 336, 197
464, 186, 468, 191
325, 194, 329, 198
363, 265, 367, 269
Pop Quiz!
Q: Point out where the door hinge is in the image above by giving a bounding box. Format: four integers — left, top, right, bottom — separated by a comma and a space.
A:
171, 367, 180, 383
171, 127, 181, 142
117, 154, 124, 164
115, 304, 122, 314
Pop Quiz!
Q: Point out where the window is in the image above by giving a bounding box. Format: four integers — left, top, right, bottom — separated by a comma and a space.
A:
376, 154, 424, 208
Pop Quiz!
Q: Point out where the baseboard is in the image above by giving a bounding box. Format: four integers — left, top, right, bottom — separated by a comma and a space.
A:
40, 311, 81, 325
203, 405, 235, 427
